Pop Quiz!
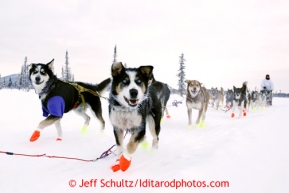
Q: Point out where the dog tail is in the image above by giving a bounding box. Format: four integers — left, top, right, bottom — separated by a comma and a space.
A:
242, 81, 248, 93
95, 78, 111, 95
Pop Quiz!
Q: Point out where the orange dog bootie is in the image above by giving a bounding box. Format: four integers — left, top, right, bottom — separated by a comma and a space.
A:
30, 130, 40, 142
111, 152, 132, 172
111, 159, 120, 172
119, 153, 131, 172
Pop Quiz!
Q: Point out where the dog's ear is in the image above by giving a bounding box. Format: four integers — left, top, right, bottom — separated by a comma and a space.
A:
47, 59, 54, 71
185, 80, 190, 84
111, 62, 124, 77
139, 66, 154, 78
241, 85, 246, 93
233, 86, 236, 91
28, 63, 35, 72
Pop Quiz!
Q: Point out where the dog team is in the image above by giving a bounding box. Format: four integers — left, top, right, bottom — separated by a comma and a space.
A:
28, 59, 273, 172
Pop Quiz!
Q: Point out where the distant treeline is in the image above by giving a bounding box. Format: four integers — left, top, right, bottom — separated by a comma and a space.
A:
273, 93, 289, 98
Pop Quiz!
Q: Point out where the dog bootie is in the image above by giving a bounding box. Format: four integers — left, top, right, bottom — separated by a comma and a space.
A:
80, 125, 88, 134
231, 113, 235, 118
166, 115, 171, 119
243, 110, 246, 116
200, 121, 205, 128
120, 152, 132, 172
111, 159, 120, 172
141, 141, 149, 150
30, 130, 40, 142
56, 138, 62, 141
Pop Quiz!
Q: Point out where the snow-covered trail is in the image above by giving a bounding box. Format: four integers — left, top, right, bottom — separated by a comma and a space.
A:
0, 89, 288, 193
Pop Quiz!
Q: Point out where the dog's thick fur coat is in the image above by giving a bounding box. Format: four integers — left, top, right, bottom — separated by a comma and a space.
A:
211, 87, 224, 110
109, 62, 162, 157
185, 80, 211, 127
29, 59, 111, 141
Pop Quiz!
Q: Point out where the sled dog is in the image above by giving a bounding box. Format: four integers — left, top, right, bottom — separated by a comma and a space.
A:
148, 74, 171, 119
109, 62, 162, 172
28, 59, 111, 142
250, 90, 259, 110
210, 87, 224, 110
231, 81, 248, 118
185, 80, 211, 128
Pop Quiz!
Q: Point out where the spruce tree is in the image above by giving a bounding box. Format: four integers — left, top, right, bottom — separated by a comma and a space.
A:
19, 56, 30, 91
113, 45, 117, 63
63, 51, 72, 81
16, 74, 21, 90
177, 53, 186, 97
8, 77, 12, 88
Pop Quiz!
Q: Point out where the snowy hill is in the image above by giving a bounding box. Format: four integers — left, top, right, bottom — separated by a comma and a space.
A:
0, 89, 288, 193
1, 74, 19, 83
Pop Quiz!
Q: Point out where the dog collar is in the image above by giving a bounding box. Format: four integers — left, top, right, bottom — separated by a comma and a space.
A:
38, 76, 57, 96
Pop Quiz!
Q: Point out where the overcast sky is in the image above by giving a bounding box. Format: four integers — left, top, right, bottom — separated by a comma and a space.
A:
1, 0, 289, 92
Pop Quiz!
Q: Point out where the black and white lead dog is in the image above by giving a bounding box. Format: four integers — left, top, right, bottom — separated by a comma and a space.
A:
28, 59, 111, 142
109, 62, 162, 172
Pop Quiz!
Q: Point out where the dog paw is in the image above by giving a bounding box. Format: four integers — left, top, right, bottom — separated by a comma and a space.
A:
111, 159, 120, 172
119, 153, 132, 172
194, 123, 200, 128
166, 115, 171, 119
231, 113, 235, 118
243, 112, 246, 116
80, 125, 88, 134
200, 122, 205, 128
187, 125, 193, 129
56, 138, 62, 141
30, 130, 40, 142
141, 141, 149, 150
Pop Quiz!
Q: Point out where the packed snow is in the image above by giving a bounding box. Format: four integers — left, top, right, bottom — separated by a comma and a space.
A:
0, 89, 288, 193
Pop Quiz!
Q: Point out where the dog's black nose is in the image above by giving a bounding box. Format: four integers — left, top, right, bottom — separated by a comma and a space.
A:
35, 77, 40, 82
130, 89, 138, 98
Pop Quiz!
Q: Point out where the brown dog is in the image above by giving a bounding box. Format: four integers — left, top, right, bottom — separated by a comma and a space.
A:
185, 80, 211, 128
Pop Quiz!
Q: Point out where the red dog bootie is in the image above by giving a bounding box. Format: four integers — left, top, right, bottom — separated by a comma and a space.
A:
119, 152, 132, 172
231, 113, 235, 118
111, 159, 120, 172
243, 110, 246, 117
111, 152, 132, 172
30, 130, 40, 142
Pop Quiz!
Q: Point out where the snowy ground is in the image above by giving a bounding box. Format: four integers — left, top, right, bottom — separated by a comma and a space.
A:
0, 89, 288, 193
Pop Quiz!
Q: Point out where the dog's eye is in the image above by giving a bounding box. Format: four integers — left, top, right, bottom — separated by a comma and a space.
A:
33, 70, 38, 74
122, 79, 128, 84
40, 71, 46, 75
135, 79, 141, 84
